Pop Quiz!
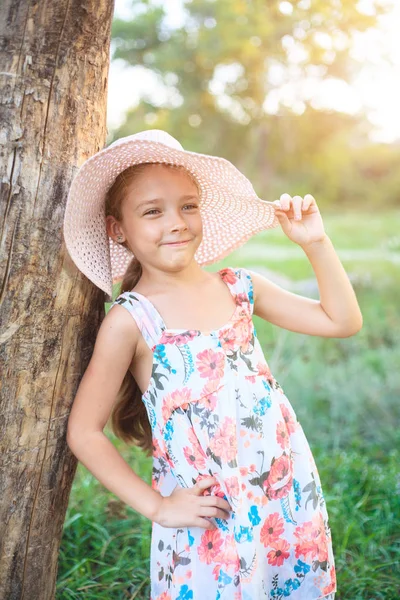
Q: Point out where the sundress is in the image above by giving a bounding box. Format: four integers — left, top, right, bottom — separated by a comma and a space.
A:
111, 266, 337, 600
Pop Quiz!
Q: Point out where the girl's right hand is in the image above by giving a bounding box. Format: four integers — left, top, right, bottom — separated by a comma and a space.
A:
154, 476, 232, 530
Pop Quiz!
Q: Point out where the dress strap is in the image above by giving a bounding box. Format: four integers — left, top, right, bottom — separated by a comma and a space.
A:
110, 291, 166, 350
229, 267, 255, 315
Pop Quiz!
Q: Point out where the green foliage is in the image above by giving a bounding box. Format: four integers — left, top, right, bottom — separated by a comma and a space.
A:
109, 0, 398, 208
58, 212, 400, 599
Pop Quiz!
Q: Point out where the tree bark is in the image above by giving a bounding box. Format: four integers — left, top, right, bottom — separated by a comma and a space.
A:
0, 1, 115, 598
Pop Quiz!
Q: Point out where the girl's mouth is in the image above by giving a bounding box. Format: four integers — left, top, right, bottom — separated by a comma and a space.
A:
163, 239, 191, 246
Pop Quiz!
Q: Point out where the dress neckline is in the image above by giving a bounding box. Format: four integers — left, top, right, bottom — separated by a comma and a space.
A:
127, 267, 240, 337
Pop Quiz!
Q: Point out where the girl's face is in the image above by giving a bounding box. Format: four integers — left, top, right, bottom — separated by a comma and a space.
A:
108, 164, 203, 272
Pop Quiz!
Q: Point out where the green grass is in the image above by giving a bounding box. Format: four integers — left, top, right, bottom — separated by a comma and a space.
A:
58, 211, 400, 599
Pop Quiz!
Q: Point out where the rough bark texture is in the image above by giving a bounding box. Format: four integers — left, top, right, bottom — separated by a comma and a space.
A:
0, 1, 115, 597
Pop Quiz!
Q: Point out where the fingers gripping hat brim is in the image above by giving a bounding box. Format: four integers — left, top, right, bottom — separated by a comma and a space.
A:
63, 138, 279, 299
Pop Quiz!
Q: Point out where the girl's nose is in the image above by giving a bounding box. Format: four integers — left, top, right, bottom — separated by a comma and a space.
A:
169, 215, 189, 232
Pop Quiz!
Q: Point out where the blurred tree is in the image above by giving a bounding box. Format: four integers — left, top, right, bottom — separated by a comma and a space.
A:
110, 0, 399, 208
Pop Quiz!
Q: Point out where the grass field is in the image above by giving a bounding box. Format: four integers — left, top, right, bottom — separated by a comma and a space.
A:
57, 210, 400, 599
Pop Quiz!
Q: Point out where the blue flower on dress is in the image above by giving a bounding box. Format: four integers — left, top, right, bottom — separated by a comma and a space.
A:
154, 344, 175, 373
215, 517, 229, 532
282, 577, 302, 596
164, 420, 174, 441
218, 570, 232, 585
271, 587, 284, 597
147, 403, 156, 431
177, 584, 193, 599
234, 525, 253, 543
294, 559, 311, 575
188, 529, 194, 547
293, 478, 302, 510
248, 505, 261, 526
245, 274, 254, 306
262, 379, 271, 393
253, 393, 272, 416
292, 578, 301, 590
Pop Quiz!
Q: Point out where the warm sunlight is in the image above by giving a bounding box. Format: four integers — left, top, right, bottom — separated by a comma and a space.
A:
108, 0, 400, 143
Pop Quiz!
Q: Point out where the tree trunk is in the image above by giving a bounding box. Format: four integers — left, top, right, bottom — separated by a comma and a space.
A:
0, 1, 115, 598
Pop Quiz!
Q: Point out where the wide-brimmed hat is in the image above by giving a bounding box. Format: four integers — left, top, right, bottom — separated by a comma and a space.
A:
63, 129, 279, 300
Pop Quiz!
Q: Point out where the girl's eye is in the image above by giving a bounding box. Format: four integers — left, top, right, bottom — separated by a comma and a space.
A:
144, 204, 198, 216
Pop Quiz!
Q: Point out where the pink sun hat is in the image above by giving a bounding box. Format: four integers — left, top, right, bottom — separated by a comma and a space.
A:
63, 129, 279, 300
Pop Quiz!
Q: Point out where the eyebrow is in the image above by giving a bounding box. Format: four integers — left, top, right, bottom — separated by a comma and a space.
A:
135, 194, 199, 212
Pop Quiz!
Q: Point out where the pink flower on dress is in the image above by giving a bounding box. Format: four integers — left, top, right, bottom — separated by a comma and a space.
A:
152, 437, 164, 459
219, 268, 237, 285
267, 538, 290, 566
198, 528, 224, 564
183, 427, 207, 469
225, 475, 239, 500
276, 420, 290, 449
161, 387, 192, 425
263, 453, 294, 500
218, 310, 252, 353
209, 416, 237, 463
214, 533, 240, 573
322, 565, 337, 595
279, 402, 298, 434
199, 379, 223, 411
159, 330, 198, 345
257, 361, 273, 380
260, 512, 285, 547
196, 348, 225, 380
293, 511, 329, 563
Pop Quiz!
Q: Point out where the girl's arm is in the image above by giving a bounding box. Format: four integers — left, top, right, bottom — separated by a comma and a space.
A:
66, 308, 163, 522
251, 194, 363, 338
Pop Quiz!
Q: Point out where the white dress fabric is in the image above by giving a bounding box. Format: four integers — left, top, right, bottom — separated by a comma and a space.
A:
110, 266, 337, 600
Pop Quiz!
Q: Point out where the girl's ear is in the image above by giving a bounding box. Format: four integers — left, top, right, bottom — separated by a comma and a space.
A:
105, 215, 124, 241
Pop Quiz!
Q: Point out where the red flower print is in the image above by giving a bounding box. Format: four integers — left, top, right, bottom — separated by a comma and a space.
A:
158, 593, 172, 600
196, 348, 225, 380
279, 403, 298, 434
260, 512, 285, 547
257, 361, 273, 379
322, 565, 337, 594
199, 379, 223, 410
218, 314, 252, 353
267, 538, 290, 566
209, 416, 237, 462
263, 453, 294, 500
293, 511, 329, 563
159, 330, 198, 345
183, 441, 207, 469
276, 420, 290, 449
219, 268, 237, 285
215, 533, 240, 573
161, 387, 192, 425
225, 475, 239, 499
235, 292, 248, 305
197, 528, 224, 564
152, 437, 164, 459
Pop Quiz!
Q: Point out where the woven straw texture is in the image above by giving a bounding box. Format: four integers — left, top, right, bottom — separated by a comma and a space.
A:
63, 131, 279, 299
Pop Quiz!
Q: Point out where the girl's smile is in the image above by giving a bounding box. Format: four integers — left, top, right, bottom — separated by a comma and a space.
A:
162, 238, 192, 247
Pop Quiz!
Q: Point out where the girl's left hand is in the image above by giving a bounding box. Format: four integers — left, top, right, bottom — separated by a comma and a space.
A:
273, 193, 326, 247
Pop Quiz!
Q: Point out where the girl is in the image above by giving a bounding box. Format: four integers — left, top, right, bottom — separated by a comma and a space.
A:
64, 129, 362, 599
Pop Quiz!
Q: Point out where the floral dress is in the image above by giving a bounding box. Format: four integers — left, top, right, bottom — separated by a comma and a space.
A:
111, 267, 337, 600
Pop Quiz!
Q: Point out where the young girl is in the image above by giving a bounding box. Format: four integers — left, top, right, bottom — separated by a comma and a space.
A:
64, 129, 362, 600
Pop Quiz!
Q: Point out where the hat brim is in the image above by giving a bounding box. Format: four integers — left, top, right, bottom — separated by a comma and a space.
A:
64, 139, 279, 298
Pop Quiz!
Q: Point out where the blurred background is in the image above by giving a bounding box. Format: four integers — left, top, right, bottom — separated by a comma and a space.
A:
58, 1, 400, 598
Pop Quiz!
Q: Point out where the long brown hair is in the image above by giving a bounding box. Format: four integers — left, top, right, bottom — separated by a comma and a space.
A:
105, 162, 200, 456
